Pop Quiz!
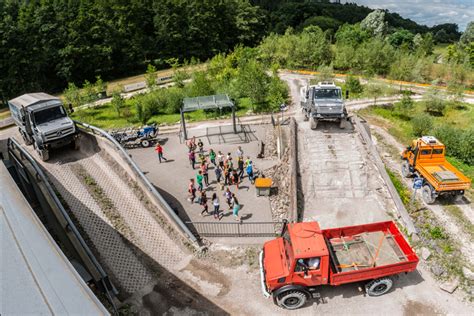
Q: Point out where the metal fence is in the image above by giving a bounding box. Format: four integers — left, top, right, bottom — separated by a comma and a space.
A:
185, 221, 285, 238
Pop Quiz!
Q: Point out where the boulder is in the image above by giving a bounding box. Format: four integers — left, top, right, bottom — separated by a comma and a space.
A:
462, 266, 474, 281
439, 278, 459, 294
421, 247, 431, 261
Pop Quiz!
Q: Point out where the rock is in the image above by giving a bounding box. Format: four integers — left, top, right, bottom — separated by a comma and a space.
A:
462, 267, 474, 281
421, 247, 431, 261
439, 278, 459, 294
430, 264, 445, 277
411, 234, 420, 243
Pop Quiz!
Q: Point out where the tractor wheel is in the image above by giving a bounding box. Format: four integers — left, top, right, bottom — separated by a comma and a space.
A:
141, 139, 150, 148
365, 277, 393, 297
422, 184, 436, 204
310, 118, 318, 130
401, 161, 413, 178
276, 290, 308, 310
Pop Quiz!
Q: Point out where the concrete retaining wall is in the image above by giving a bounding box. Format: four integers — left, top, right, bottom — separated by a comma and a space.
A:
288, 118, 298, 222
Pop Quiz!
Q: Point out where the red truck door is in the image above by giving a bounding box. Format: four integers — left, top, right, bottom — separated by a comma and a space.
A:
290, 256, 329, 286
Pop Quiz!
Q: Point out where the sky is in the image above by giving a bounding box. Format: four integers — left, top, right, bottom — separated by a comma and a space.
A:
342, 0, 473, 31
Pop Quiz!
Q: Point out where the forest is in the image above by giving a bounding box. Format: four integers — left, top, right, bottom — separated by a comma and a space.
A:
0, 0, 469, 101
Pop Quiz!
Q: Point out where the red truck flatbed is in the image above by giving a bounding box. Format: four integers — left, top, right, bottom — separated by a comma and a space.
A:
323, 221, 418, 286
260, 220, 419, 310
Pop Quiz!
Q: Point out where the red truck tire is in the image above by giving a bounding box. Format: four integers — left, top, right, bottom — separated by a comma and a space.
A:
365, 277, 393, 296
276, 290, 308, 310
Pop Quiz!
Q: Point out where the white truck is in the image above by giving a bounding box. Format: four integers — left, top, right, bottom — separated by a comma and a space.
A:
300, 82, 348, 130
8, 93, 78, 161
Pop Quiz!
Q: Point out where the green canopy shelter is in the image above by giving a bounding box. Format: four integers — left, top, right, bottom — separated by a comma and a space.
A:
180, 94, 236, 140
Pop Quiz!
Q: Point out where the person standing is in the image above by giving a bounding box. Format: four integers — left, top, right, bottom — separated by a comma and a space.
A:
224, 188, 232, 209
188, 179, 196, 203
236, 146, 244, 159
231, 193, 240, 221
201, 162, 209, 186
212, 193, 220, 220
217, 151, 224, 168
196, 171, 204, 192
200, 191, 209, 216
155, 143, 167, 163
246, 161, 254, 184
188, 150, 196, 169
197, 139, 204, 153
209, 149, 216, 166
214, 165, 222, 184
237, 156, 244, 180
224, 166, 230, 186
245, 156, 251, 168
232, 168, 239, 189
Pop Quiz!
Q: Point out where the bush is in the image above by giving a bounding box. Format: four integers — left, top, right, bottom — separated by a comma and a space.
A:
398, 93, 414, 113
411, 113, 433, 136
345, 75, 363, 94
423, 88, 446, 115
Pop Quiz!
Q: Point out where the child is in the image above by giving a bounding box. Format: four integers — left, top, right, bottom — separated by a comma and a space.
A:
196, 171, 204, 192
209, 149, 216, 166
231, 193, 240, 221
188, 179, 196, 203
224, 188, 232, 210
197, 139, 204, 153
200, 191, 209, 216
232, 168, 239, 189
212, 193, 220, 220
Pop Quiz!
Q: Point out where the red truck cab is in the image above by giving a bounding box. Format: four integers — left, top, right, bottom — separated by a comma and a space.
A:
260, 221, 418, 310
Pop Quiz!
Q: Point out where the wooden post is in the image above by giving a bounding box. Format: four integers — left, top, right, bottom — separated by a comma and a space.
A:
180, 108, 187, 140
232, 105, 237, 134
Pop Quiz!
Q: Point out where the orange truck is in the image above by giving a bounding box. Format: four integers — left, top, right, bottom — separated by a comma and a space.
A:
259, 221, 418, 310
401, 136, 471, 204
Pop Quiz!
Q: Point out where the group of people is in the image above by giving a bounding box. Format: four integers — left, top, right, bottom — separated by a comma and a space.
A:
186, 137, 255, 221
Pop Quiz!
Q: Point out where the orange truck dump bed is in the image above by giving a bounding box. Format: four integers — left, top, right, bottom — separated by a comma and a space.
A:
401, 136, 471, 204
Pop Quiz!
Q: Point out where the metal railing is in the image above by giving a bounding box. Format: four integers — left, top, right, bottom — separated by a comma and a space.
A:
7, 137, 119, 313
185, 221, 285, 238
74, 121, 199, 245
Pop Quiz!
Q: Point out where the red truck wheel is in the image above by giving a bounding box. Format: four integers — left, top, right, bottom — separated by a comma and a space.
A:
365, 277, 393, 296
276, 290, 307, 310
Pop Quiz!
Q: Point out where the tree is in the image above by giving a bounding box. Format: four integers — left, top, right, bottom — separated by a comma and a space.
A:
63, 83, 82, 108
411, 114, 433, 136
360, 10, 388, 37
315, 65, 334, 83
460, 21, 474, 45
388, 29, 414, 48
111, 91, 124, 117
235, 59, 269, 110
145, 64, 157, 89
365, 82, 382, 105
398, 93, 414, 113
345, 75, 363, 94
423, 88, 446, 115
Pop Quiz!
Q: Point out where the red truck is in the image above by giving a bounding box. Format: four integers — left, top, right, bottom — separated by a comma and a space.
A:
259, 221, 418, 310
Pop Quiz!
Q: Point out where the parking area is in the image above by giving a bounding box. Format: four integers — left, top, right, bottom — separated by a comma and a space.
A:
130, 123, 279, 243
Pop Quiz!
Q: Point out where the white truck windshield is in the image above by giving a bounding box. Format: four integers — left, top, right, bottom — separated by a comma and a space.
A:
34, 106, 66, 125
314, 89, 341, 99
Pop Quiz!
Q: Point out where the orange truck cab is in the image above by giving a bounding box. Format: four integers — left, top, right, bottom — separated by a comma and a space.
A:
260, 221, 418, 310
401, 136, 471, 204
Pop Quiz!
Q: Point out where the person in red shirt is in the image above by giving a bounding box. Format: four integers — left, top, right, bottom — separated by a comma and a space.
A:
155, 143, 167, 163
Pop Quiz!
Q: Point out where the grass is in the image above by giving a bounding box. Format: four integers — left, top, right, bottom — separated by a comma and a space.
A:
0, 110, 11, 120
72, 96, 257, 130
386, 167, 411, 207
359, 100, 473, 189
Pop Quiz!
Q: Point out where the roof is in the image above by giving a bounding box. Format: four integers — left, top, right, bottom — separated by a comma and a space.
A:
182, 94, 234, 112
288, 222, 328, 258
0, 163, 109, 315
8, 93, 59, 108
420, 136, 443, 146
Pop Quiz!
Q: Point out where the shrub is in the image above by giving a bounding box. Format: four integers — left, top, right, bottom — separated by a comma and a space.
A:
423, 88, 446, 115
145, 64, 157, 89
398, 93, 414, 113
110, 92, 124, 117
345, 75, 363, 94
411, 113, 433, 136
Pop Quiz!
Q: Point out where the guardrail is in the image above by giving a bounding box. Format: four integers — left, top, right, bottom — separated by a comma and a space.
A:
185, 221, 285, 238
74, 121, 199, 246
7, 137, 118, 312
